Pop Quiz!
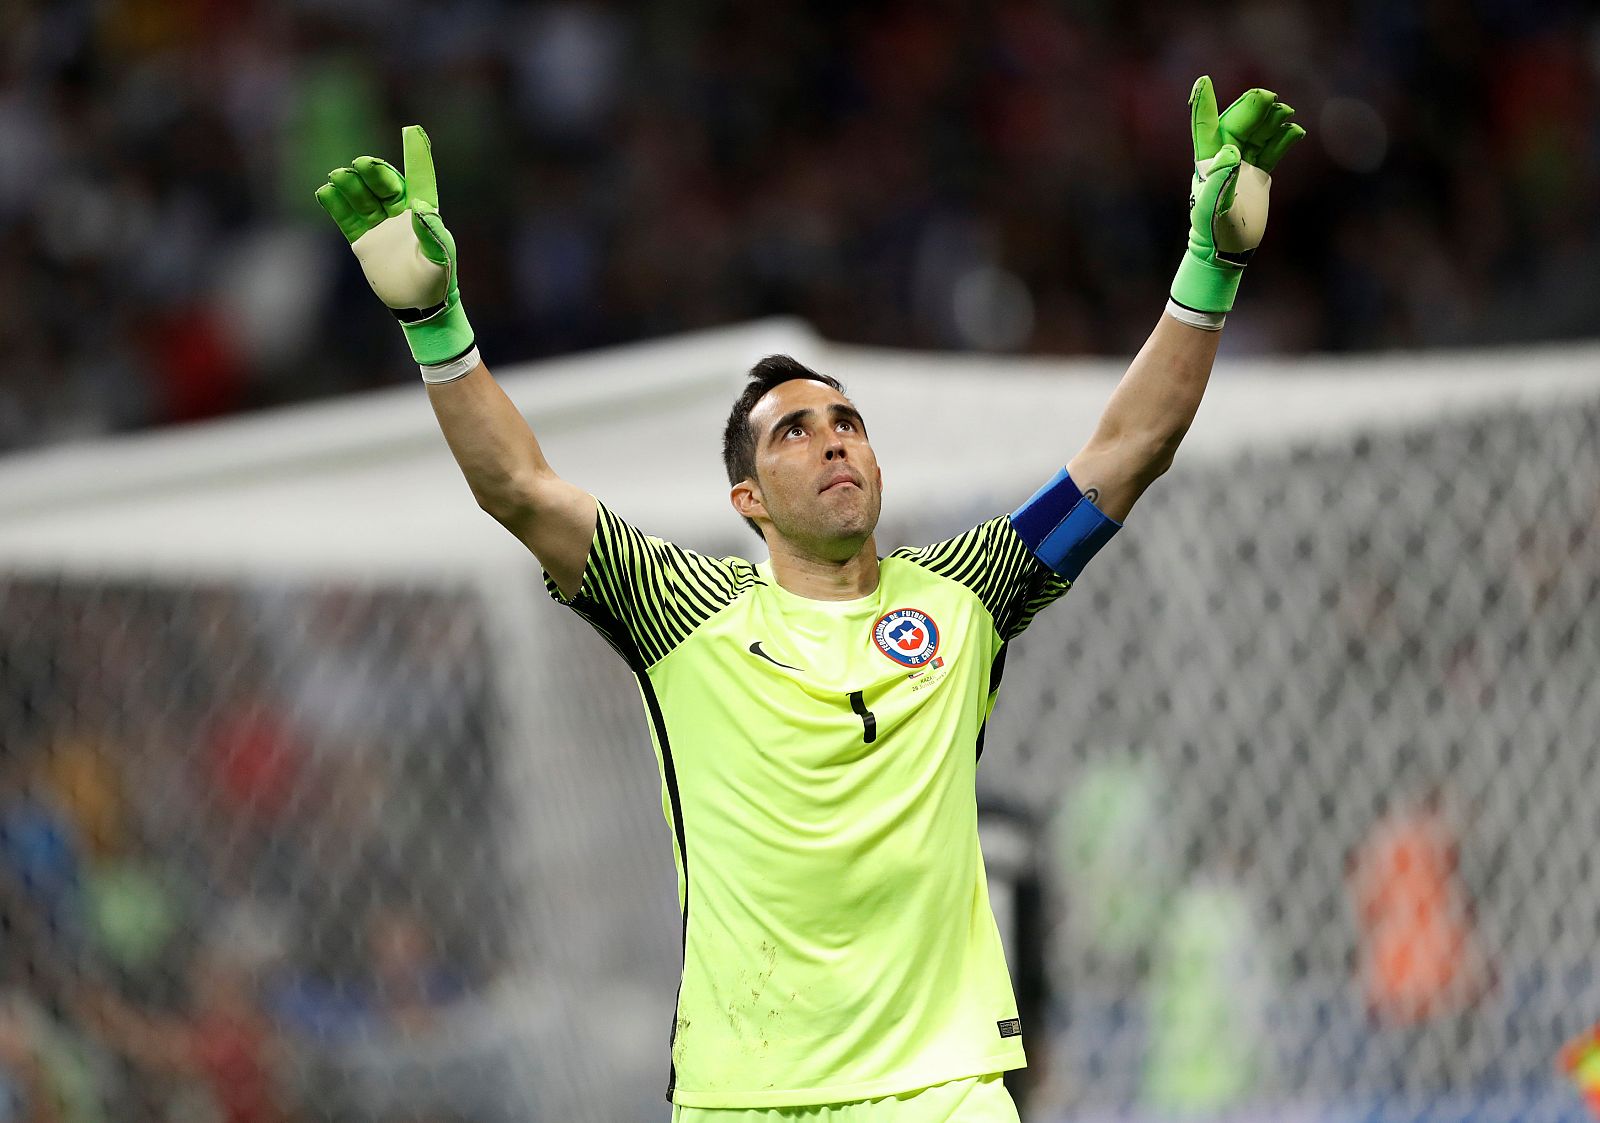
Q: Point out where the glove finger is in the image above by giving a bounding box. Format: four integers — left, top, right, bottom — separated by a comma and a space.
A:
1234, 101, 1295, 165
1235, 100, 1286, 149
1189, 76, 1223, 162
1218, 88, 1278, 147
352, 156, 409, 218
410, 202, 451, 268
403, 125, 438, 210
1255, 121, 1307, 174
1217, 160, 1240, 216
328, 167, 386, 225
1264, 101, 1297, 132
1207, 142, 1243, 174
314, 182, 369, 244
1198, 143, 1243, 218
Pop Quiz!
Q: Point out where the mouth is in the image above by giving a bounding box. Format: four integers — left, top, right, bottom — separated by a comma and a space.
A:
820, 475, 861, 494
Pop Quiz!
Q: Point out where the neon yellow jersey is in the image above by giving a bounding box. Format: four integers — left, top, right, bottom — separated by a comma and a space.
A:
546, 502, 1072, 1109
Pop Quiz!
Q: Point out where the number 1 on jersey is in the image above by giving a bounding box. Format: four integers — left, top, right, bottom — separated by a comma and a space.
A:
848, 690, 877, 744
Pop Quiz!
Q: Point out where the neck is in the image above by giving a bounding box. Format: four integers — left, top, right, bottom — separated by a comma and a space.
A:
766, 536, 880, 601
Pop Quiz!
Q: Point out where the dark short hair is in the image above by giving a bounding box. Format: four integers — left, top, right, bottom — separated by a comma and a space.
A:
722, 355, 844, 538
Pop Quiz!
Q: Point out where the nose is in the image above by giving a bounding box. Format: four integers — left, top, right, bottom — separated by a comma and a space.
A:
824, 434, 847, 461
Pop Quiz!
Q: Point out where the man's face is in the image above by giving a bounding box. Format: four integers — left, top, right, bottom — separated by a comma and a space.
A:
734, 379, 883, 560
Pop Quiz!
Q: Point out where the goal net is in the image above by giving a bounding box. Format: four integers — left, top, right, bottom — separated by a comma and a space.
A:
0, 320, 1594, 1123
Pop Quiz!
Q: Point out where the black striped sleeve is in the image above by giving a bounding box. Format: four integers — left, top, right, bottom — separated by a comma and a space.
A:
891, 515, 1072, 641
544, 501, 759, 669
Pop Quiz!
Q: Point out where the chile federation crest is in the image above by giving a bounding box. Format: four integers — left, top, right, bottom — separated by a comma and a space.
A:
872, 607, 941, 668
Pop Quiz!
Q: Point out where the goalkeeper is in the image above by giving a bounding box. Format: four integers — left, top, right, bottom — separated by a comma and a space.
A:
317, 78, 1302, 1122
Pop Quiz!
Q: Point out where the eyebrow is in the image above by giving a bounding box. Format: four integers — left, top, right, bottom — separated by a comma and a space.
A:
765, 403, 868, 445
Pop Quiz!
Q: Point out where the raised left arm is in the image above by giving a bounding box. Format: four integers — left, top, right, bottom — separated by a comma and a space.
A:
1068, 77, 1304, 522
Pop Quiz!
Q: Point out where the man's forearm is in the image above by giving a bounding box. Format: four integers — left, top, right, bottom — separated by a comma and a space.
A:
426, 358, 553, 517
1069, 312, 1219, 520
1106, 311, 1219, 464
427, 356, 598, 591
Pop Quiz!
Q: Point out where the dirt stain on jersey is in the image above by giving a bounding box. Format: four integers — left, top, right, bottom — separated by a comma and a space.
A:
725, 940, 780, 1048
672, 1016, 691, 1066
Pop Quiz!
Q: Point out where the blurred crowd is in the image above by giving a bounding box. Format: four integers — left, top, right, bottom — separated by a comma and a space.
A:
0, 580, 522, 1122
1, 0, 1597, 452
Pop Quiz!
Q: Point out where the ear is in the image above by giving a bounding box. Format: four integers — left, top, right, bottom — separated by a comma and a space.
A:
875, 464, 883, 491
731, 478, 766, 522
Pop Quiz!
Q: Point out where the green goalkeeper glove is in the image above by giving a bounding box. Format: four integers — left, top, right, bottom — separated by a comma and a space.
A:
314, 125, 476, 374
1169, 76, 1305, 321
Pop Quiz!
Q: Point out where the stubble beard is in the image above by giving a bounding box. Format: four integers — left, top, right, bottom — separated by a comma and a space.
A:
773, 485, 880, 562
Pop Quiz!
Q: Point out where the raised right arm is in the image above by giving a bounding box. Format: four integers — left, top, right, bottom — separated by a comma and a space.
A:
315, 125, 595, 596
426, 360, 595, 597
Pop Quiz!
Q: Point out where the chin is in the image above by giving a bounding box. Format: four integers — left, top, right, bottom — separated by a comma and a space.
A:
774, 498, 879, 556
788, 518, 868, 561
825, 514, 876, 553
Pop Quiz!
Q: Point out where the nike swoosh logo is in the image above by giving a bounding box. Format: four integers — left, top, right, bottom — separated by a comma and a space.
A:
748, 641, 804, 672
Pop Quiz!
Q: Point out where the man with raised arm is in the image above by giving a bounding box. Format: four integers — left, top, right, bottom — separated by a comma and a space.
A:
316, 78, 1302, 1123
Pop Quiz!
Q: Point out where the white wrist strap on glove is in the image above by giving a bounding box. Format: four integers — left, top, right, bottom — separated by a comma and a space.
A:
420, 346, 481, 384
1165, 300, 1227, 331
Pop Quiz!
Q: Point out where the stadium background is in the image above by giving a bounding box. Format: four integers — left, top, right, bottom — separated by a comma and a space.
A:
0, 2, 1598, 1122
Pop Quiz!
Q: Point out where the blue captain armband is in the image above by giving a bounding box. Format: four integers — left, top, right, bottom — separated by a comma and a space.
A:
1010, 468, 1122, 582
